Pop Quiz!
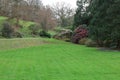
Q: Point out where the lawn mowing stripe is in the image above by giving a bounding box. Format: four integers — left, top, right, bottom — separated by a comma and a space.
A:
45, 51, 64, 80
54, 47, 81, 80
66, 49, 119, 73
54, 50, 74, 80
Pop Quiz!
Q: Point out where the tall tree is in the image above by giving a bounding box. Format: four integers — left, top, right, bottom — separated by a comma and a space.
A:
89, 0, 120, 48
73, 0, 89, 29
39, 6, 57, 31
52, 2, 75, 27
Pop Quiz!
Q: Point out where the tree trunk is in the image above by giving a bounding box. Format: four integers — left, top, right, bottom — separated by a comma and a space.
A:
96, 38, 103, 47
117, 40, 120, 49
16, 17, 19, 28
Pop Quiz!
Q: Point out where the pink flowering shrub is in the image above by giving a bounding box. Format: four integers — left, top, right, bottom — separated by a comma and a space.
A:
71, 25, 88, 43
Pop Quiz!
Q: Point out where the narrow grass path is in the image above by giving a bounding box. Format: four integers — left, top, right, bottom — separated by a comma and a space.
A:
0, 38, 120, 80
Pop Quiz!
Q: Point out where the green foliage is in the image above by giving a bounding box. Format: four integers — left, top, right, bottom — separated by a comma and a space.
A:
1, 22, 14, 38
0, 16, 7, 30
53, 27, 65, 33
39, 30, 51, 38
74, 0, 120, 48
12, 32, 23, 38
79, 38, 88, 45
88, 0, 120, 48
0, 16, 36, 37
28, 24, 40, 35
85, 39, 97, 47
73, 0, 90, 29
48, 31, 57, 36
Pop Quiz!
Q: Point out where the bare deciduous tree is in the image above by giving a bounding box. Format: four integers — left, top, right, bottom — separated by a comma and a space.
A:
52, 2, 75, 27
39, 6, 57, 31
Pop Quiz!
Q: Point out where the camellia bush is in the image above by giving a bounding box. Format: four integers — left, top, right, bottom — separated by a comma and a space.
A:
71, 25, 88, 43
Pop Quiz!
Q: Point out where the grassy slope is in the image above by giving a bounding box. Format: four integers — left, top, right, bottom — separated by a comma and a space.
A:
0, 16, 57, 37
0, 38, 120, 80
0, 16, 7, 30
0, 16, 35, 27
0, 16, 36, 37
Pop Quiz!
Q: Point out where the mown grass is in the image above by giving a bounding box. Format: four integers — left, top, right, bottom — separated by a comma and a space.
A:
0, 38, 120, 80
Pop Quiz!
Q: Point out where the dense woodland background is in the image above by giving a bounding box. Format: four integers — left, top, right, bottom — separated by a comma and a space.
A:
73, 0, 120, 49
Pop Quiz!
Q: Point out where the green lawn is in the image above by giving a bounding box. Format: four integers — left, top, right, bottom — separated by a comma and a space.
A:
0, 38, 120, 80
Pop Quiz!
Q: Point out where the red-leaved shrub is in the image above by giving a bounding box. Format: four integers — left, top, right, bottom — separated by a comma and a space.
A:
71, 25, 88, 43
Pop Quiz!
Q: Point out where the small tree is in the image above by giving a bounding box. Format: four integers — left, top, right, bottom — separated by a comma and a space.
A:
1, 22, 14, 38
